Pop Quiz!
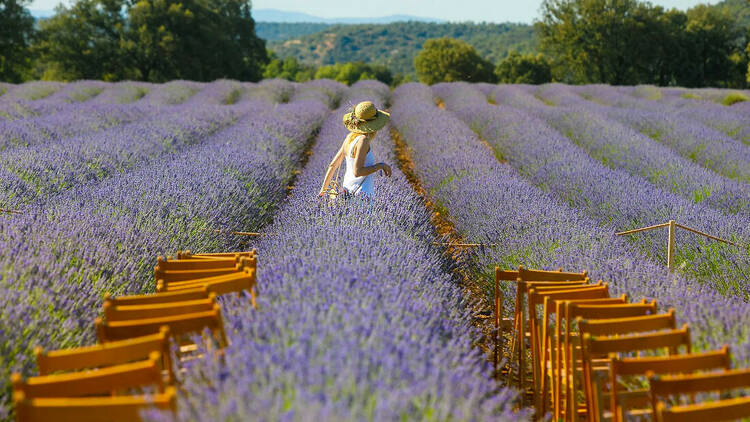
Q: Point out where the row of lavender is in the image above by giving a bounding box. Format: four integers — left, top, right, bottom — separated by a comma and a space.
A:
487, 85, 750, 219
153, 80, 522, 421
0, 80, 330, 419
533, 84, 750, 185
388, 84, 749, 375
436, 83, 750, 300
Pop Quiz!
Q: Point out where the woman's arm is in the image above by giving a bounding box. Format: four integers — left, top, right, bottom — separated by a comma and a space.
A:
351, 137, 384, 178
318, 145, 345, 196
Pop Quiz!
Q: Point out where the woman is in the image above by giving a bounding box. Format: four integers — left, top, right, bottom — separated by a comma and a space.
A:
318, 101, 392, 198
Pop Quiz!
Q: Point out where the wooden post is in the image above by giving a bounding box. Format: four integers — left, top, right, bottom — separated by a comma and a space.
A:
667, 220, 676, 272
494, 267, 500, 378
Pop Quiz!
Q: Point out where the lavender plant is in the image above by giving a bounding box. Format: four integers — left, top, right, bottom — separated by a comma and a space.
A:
491, 84, 750, 217
149, 80, 523, 422
389, 83, 750, 380
433, 82, 750, 300
0, 94, 329, 419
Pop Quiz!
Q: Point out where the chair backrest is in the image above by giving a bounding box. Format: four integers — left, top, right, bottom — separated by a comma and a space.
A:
650, 367, 750, 396
578, 309, 677, 337
158, 268, 257, 308
529, 283, 609, 309
13, 386, 177, 422
104, 294, 217, 321
654, 396, 750, 422
155, 256, 240, 272
617, 346, 730, 377
519, 266, 588, 282
96, 305, 228, 347
650, 368, 750, 422
103, 288, 209, 307
177, 249, 256, 260
584, 324, 691, 356
158, 268, 254, 291
35, 326, 171, 377
12, 352, 165, 399
154, 257, 253, 284
568, 299, 658, 320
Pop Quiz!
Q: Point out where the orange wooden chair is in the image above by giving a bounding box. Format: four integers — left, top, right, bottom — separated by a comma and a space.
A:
649, 367, 750, 422
103, 289, 210, 307
96, 305, 228, 349
605, 346, 732, 422
154, 256, 254, 284
495, 266, 588, 396
12, 351, 166, 399
34, 326, 173, 382
535, 294, 629, 419
527, 283, 611, 414
155, 255, 241, 272
104, 294, 217, 322
561, 300, 659, 422
13, 386, 177, 422
577, 312, 681, 422
157, 268, 257, 308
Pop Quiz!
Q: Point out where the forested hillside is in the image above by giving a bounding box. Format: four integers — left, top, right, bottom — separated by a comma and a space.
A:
256, 23, 331, 41
267, 21, 536, 75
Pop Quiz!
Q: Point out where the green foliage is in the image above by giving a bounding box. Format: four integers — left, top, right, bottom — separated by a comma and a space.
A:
35, 0, 131, 81
681, 4, 747, 88
314, 61, 392, 86
495, 51, 551, 84
537, 0, 748, 87
263, 54, 315, 82
414, 38, 496, 85
256, 22, 331, 42
721, 91, 749, 105
0, 0, 37, 82
33, 0, 267, 82
269, 21, 536, 76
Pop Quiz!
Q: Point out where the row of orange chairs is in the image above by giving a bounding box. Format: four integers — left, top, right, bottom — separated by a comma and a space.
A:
494, 266, 750, 422
11, 250, 258, 422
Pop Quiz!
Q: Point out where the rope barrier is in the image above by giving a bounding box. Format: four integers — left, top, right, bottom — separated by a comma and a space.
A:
615, 222, 670, 236
432, 242, 498, 247
674, 223, 738, 247
207, 229, 269, 237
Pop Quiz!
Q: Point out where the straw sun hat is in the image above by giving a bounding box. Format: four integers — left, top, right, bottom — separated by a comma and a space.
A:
343, 101, 390, 134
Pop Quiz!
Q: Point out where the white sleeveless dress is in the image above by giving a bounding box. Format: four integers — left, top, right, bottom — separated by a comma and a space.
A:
342, 135, 375, 196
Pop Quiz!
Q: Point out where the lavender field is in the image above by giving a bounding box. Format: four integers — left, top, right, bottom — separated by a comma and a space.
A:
0, 79, 748, 421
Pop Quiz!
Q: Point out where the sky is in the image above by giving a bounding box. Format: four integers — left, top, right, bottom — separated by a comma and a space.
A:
29, 0, 724, 23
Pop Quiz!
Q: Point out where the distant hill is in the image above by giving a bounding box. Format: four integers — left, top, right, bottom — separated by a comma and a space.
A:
253, 9, 445, 24
268, 21, 537, 76
257, 23, 332, 42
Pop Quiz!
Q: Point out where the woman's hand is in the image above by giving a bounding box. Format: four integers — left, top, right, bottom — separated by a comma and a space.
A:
380, 163, 392, 177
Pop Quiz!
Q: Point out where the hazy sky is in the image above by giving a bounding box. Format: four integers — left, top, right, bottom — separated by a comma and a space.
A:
30, 0, 724, 23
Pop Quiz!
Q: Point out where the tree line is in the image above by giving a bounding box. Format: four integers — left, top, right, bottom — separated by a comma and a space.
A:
415, 0, 749, 87
1, 0, 749, 87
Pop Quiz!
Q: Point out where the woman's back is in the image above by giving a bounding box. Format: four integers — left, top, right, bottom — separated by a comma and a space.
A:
342, 133, 374, 196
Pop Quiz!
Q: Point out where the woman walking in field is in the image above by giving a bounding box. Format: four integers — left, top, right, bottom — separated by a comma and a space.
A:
318, 101, 392, 197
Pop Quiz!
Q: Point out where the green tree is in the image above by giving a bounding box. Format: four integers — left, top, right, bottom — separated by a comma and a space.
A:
495, 51, 552, 84
537, 0, 663, 85
679, 4, 746, 87
314, 61, 392, 85
35, 0, 130, 81
1, 0, 38, 81
414, 38, 496, 84
125, 0, 267, 81
263, 53, 315, 82
35, 0, 268, 81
